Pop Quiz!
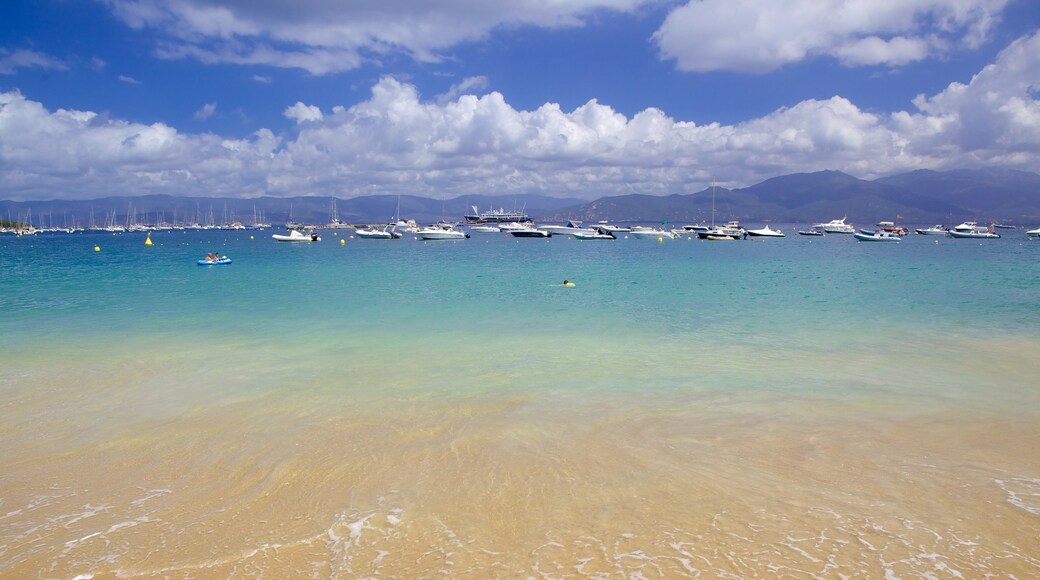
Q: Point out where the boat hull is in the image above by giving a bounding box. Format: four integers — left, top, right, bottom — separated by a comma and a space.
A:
629, 230, 677, 239
745, 227, 785, 238
272, 232, 320, 242
510, 230, 551, 238
854, 232, 900, 242
948, 231, 1000, 239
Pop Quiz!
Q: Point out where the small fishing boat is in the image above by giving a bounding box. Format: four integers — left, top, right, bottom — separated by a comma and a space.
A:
745, 225, 786, 238
798, 230, 824, 236
272, 229, 320, 242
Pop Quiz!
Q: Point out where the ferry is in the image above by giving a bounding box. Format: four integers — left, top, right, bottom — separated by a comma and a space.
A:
464, 205, 531, 224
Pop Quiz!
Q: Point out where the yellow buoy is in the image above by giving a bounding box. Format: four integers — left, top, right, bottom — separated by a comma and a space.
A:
657, 237, 663, 243
94, 245, 100, 252
340, 238, 345, 245
250, 235, 254, 240
145, 234, 153, 246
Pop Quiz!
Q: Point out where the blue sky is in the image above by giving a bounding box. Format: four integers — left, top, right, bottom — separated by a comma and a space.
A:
1, 0, 1039, 201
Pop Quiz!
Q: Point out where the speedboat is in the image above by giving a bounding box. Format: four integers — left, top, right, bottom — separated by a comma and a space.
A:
1027, 227, 1040, 238
854, 230, 901, 242
468, 224, 501, 234
573, 230, 615, 240
745, 225, 786, 238
629, 226, 677, 239
510, 227, 551, 238
538, 220, 596, 236
948, 221, 1000, 239
812, 217, 855, 234
417, 223, 469, 240
915, 225, 948, 235
597, 222, 631, 237
798, 230, 825, 236
272, 229, 320, 242
354, 225, 401, 239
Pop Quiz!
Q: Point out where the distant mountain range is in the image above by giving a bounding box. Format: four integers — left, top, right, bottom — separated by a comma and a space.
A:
3, 168, 1038, 227
542, 168, 1040, 225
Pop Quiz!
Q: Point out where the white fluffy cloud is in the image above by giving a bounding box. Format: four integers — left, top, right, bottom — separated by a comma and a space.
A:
102, 0, 650, 74
654, 0, 1009, 72
1, 31, 1038, 201
283, 102, 323, 124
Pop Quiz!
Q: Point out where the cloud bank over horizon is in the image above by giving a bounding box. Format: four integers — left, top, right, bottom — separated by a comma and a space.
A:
1, 30, 1038, 202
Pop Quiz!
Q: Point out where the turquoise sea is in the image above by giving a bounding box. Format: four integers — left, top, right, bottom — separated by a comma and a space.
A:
1, 227, 1039, 577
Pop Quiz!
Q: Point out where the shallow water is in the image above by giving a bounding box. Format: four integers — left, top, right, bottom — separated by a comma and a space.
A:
1, 228, 1038, 577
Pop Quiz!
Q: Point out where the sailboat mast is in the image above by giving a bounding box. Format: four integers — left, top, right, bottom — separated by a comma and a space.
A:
711, 178, 716, 228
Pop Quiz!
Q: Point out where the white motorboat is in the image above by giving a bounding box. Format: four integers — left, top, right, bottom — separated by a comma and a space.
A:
597, 222, 631, 237
272, 229, 320, 242
629, 226, 678, 239
573, 230, 615, 240
497, 221, 532, 232
354, 225, 401, 239
915, 225, 948, 235
538, 220, 597, 237
468, 224, 501, 233
671, 224, 709, 237
392, 219, 420, 236
1027, 227, 1040, 238
510, 227, 551, 238
697, 221, 746, 240
854, 230, 901, 242
417, 223, 469, 240
813, 217, 855, 234
948, 221, 1000, 239
745, 225, 786, 238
